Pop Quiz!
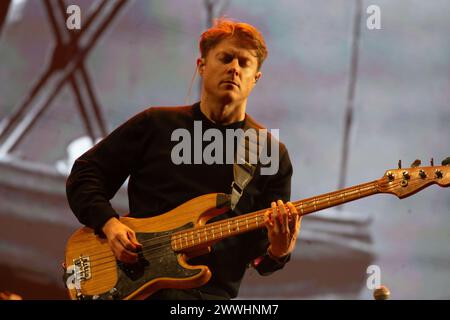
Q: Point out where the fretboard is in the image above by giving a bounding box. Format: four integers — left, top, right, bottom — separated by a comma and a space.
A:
171, 180, 379, 252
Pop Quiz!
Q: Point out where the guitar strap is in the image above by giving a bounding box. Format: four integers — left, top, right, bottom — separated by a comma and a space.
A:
230, 122, 267, 210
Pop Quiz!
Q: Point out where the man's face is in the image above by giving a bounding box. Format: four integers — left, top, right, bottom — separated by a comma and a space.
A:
198, 37, 262, 104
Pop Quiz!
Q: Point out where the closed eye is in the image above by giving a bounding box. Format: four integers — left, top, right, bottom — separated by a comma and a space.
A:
239, 58, 250, 68
220, 53, 233, 64
217, 52, 253, 68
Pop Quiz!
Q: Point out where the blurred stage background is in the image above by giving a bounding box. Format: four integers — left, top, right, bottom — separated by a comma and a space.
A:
0, 0, 449, 299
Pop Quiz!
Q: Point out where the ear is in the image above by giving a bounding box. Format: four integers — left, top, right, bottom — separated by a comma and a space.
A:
197, 58, 206, 75
254, 71, 262, 84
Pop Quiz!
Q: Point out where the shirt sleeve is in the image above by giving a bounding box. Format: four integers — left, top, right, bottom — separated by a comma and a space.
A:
66, 110, 152, 234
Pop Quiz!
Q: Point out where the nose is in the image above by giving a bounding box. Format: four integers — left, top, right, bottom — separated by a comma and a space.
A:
227, 58, 240, 76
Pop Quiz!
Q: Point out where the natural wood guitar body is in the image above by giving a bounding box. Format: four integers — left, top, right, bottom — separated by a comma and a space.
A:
64, 193, 230, 300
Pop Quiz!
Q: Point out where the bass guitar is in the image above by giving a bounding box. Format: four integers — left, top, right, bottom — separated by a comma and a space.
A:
64, 161, 449, 300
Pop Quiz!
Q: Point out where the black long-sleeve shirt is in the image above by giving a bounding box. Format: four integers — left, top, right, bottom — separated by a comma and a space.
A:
66, 102, 293, 299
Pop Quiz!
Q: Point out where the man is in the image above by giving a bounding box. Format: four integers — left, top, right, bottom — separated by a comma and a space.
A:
66, 19, 301, 300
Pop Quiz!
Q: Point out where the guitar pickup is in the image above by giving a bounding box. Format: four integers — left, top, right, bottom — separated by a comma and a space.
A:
73, 256, 92, 281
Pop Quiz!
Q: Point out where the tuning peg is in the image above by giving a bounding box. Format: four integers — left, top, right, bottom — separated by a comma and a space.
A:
398, 160, 402, 169
442, 157, 450, 166
431, 158, 434, 166
411, 159, 421, 168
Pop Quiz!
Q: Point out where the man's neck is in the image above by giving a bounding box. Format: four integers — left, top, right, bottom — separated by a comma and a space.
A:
199, 95, 246, 125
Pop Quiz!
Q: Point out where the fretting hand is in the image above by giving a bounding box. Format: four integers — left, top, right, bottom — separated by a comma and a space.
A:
264, 200, 302, 259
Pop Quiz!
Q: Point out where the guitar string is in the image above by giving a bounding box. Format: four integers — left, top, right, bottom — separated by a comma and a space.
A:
78, 178, 419, 277
78, 181, 380, 266
85, 172, 445, 279
81, 185, 367, 266
86, 178, 424, 278
81, 184, 390, 272
84, 212, 267, 272
76, 177, 403, 268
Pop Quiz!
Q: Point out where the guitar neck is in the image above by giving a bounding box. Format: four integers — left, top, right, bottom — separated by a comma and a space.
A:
172, 180, 380, 252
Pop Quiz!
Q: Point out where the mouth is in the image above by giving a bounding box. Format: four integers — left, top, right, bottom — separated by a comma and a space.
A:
221, 80, 239, 88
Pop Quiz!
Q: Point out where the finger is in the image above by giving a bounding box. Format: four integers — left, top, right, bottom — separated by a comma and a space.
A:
286, 205, 292, 234
287, 203, 292, 221
288, 215, 301, 239
110, 239, 137, 263
287, 202, 298, 231
117, 235, 139, 263
296, 215, 302, 232
285, 202, 291, 233
287, 202, 298, 215
264, 210, 273, 227
119, 233, 138, 251
287, 201, 302, 232
264, 211, 276, 236
120, 250, 138, 264
127, 230, 141, 248
271, 202, 279, 234
121, 248, 139, 264
277, 200, 288, 233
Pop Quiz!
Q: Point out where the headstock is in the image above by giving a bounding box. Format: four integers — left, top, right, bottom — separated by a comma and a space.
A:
377, 158, 450, 198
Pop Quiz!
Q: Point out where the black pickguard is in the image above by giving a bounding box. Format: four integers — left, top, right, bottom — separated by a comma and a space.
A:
80, 223, 202, 300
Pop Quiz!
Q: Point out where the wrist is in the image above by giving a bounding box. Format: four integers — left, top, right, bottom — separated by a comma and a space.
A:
267, 246, 290, 263
102, 217, 119, 234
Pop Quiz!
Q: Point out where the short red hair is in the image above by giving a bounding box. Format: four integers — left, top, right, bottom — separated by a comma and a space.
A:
199, 18, 268, 70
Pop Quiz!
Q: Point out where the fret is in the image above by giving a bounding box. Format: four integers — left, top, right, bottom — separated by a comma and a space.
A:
171, 183, 382, 252
172, 237, 177, 251
350, 189, 355, 197
356, 188, 362, 196
347, 189, 353, 197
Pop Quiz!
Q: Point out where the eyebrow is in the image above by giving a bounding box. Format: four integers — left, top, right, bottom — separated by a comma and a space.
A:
215, 50, 254, 60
